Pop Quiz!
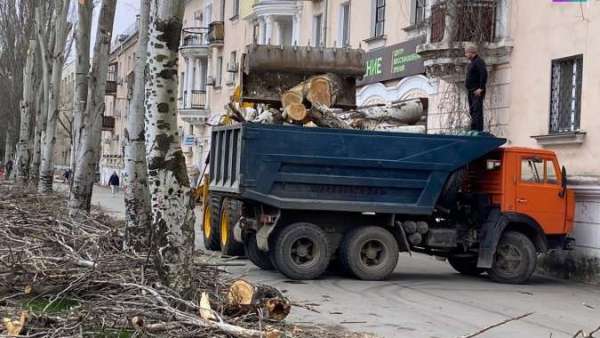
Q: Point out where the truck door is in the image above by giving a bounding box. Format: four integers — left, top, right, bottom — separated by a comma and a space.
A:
516, 157, 566, 234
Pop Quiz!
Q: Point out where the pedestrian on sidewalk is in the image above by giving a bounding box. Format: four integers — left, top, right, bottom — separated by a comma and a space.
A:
5, 159, 13, 180
108, 171, 120, 195
464, 44, 488, 132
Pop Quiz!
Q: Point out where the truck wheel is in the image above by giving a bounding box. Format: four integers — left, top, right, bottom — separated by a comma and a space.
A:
271, 222, 331, 280
489, 231, 537, 284
340, 226, 399, 281
202, 194, 221, 251
448, 256, 485, 276
219, 198, 244, 256
244, 233, 274, 270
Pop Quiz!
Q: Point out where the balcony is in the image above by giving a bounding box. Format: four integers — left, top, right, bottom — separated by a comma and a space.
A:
105, 66, 117, 96
417, 0, 512, 81
207, 21, 224, 47
179, 27, 209, 57
179, 90, 208, 125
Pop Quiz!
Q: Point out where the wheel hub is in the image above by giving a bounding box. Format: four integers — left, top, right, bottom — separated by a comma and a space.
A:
291, 238, 315, 265
496, 243, 523, 274
360, 240, 385, 266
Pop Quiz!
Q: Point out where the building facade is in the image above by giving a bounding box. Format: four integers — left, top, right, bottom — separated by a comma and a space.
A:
55, 61, 76, 170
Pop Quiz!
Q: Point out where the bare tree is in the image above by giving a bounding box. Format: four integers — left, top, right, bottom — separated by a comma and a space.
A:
145, 0, 195, 289
15, 39, 36, 182
70, 0, 117, 213
38, 0, 72, 192
124, 0, 152, 243
71, 0, 94, 175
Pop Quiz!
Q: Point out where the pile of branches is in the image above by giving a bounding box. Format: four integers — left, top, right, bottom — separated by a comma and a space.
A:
0, 183, 370, 338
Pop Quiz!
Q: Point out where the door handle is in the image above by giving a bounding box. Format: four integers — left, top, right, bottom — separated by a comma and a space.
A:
517, 198, 528, 203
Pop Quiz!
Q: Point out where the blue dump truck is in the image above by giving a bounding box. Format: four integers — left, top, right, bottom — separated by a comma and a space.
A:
202, 123, 575, 284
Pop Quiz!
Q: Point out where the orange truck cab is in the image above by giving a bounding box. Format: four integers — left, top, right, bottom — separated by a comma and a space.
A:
468, 147, 576, 279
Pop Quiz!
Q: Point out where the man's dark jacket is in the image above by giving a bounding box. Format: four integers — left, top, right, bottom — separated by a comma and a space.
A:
465, 55, 488, 92
109, 174, 119, 186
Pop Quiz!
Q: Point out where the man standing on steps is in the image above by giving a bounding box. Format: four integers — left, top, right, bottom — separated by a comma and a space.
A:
465, 44, 488, 132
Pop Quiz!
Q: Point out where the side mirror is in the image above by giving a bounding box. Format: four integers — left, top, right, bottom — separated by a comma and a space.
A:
559, 166, 567, 198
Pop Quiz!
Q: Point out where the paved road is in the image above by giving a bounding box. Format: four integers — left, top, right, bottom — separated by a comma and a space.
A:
85, 185, 600, 338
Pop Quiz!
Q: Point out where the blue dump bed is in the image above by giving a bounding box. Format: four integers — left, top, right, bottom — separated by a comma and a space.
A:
209, 123, 505, 215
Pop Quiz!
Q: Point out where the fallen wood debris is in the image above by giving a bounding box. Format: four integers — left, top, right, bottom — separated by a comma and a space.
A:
459, 312, 534, 338
0, 183, 373, 338
226, 74, 427, 134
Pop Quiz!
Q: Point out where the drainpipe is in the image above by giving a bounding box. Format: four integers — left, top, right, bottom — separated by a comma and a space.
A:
323, 0, 329, 46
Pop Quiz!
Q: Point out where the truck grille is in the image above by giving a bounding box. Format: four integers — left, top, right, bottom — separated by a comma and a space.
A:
210, 126, 241, 192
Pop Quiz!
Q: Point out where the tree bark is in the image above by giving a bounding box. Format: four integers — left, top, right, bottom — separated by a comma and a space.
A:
30, 82, 44, 183
124, 0, 152, 245
225, 280, 291, 321
350, 99, 424, 124
38, 0, 71, 193
15, 39, 36, 183
69, 0, 117, 213
145, 0, 195, 290
71, 0, 93, 176
308, 103, 351, 129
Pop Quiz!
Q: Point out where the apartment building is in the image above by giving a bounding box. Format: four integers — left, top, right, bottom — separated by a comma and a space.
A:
101, 21, 140, 185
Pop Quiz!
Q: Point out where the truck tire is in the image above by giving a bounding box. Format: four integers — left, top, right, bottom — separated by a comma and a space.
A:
271, 222, 332, 280
448, 256, 485, 276
340, 226, 399, 281
244, 233, 274, 270
488, 231, 537, 284
202, 194, 222, 251
219, 198, 244, 256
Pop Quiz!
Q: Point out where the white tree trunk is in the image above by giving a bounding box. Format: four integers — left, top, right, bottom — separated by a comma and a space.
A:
15, 39, 36, 183
70, 0, 117, 213
124, 0, 152, 241
38, 0, 71, 193
30, 82, 44, 182
71, 0, 93, 175
145, 0, 195, 290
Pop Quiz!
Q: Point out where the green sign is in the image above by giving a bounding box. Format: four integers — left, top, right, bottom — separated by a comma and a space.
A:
358, 38, 425, 86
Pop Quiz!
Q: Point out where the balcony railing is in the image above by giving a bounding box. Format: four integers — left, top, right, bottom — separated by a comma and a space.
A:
207, 21, 224, 46
181, 27, 209, 48
430, 0, 497, 43
191, 90, 206, 108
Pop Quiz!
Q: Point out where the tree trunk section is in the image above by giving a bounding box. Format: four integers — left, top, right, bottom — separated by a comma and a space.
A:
225, 280, 291, 321
124, 0, 152, 245
71, 0, 93, 176
15, 39, 36, 183
69, 0, 117, 214
309, 103, 351, 129
145, 0, 195, 291
30, 84, 44, 183
38, 0, 70, 193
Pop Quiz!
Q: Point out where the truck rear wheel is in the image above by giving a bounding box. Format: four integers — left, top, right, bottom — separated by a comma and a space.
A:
489, 231, 537, 284
219, 198, 244, 256
244, 233, 274, 270
202, 194, 221, 251
340, 226, 399, 281
448, 256, 485, 276
271, 222, 331, 280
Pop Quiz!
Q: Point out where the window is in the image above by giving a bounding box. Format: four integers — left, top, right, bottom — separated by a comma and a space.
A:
549, 55, 583, 133
232, 0, 240, 19
215, 56, 223, 87
228, 51, 237, 84
338, 3, 350, 47
374, 0, 385, 37
313, 14, 323, 47
521, 158, 559, 185
546, 160, 558, 184
180, 72, 185, 97
521, 158, 544, 184
414, 0, 426, 26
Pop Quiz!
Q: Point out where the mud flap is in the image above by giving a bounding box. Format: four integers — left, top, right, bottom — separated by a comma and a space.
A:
477, 209, 506, 269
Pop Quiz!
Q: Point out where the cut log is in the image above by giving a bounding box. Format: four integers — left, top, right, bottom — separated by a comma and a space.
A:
281, 83, 304, 107
226, 279, 291, 321
284, 103, 308, 122
309, 103, 351, 129
305, 74, 343, 107
352, 99, 424, 125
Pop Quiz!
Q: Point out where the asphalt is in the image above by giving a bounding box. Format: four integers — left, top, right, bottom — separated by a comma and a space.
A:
76, 183, 600, 338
